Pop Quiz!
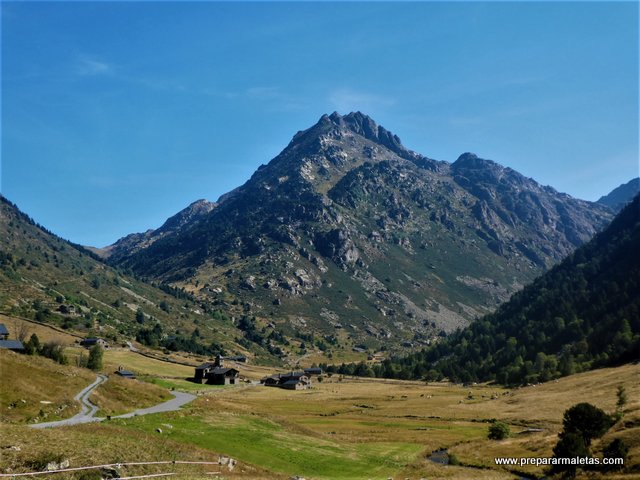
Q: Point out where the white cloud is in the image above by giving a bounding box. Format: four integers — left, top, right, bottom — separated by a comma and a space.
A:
328, 88, 395, 113
77, 56, 113, 76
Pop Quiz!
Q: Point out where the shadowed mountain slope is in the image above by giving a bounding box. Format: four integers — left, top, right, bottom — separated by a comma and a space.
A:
383, 194, 639, 384
598, 177, 640, 213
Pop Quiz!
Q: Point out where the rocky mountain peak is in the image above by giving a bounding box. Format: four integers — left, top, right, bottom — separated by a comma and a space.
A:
453, 152, 481, 165
158, 199, 217, 233
327, 111, 408, 157
104, 113, 614, 352
452, 152, 527, 187
101, 198, 216, 261
287, 112, 418, 166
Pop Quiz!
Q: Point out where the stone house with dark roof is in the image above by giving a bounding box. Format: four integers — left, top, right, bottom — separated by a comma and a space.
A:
80, 337, 109, 349
281, 378, 309, 390
194, 355, 239, 385
260, 371, 311, 390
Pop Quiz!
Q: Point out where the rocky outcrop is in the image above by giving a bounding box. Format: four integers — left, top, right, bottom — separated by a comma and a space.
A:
315, 229, 360, 269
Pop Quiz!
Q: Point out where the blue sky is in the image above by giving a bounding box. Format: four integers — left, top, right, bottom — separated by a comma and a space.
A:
2, 2, 638, 247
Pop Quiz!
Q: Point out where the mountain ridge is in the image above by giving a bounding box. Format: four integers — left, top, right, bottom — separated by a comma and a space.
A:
0, 194, 262, 362
380, 193, 640, 384
104, 112, 613, 351
597, 177, 640, 213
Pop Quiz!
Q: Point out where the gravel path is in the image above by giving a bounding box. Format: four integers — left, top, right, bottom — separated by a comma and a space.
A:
30, 376, 196, 429
31, 374, 107, 429
111, 391, 196, 419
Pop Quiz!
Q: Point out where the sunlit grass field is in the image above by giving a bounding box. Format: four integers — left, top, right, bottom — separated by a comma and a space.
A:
1, 316, 638, 479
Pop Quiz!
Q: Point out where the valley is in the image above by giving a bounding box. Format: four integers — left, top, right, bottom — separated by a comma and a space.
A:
1, 316, 638, 479
1, 113, 638, 479
3, 2, 639, 478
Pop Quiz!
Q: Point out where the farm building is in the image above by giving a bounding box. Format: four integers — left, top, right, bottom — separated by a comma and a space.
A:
115, 366, 136, 379
80, 337, 109, 349
262, 375, 282, 387
281, 379, 309, 390
194, 355, 239, 385
260, 372, 311, 390
0, 323, 25, 351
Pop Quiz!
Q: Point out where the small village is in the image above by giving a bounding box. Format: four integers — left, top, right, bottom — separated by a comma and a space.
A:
192, 354, 322, 390
0, 324, 323, 393
72, 334, 326, 391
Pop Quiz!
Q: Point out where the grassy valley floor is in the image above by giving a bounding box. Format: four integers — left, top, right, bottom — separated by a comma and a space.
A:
2, 356, 638, 479
1, 316, 638, 479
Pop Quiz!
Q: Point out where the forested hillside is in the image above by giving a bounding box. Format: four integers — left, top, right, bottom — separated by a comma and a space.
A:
330, 195, 640, 384
0, 195, 255, 361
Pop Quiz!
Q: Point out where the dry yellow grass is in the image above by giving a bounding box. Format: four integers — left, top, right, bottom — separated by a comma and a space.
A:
0, 349, 95, 423
458, 363, 640, 426
90, 374, 173, 416
0, 315, 80, 345
102, 349, 194, 378
182, 365, 640, 479
2, 352, 638, 479
0, 423, 286, 479
3, 316, 638, 479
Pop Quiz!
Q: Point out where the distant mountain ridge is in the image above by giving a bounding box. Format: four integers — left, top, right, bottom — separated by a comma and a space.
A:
99, 199, 216, 262
105, 112, 613, 351
597, 177, 640, 212
385, 193, 640, 384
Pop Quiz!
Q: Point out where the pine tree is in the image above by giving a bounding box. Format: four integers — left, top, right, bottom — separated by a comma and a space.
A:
87, 345, 103, 371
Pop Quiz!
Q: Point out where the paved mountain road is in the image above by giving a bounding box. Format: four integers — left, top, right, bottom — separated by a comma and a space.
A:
30, 375, 196, 429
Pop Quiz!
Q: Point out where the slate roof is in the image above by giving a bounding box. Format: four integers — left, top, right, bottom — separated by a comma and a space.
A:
281, 379, 305, 387
0, 340, 25, 350
211, 367, 238, 375
280, 372, 308, 382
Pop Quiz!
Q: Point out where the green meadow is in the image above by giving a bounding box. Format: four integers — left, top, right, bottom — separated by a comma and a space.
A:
115, 411, 424, 480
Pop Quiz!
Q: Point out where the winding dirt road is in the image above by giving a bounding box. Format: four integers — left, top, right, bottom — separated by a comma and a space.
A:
30, 375, 196, 429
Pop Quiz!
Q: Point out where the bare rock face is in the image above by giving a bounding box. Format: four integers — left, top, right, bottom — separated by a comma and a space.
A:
105, 112, 613, 348
315, 229, 360, 269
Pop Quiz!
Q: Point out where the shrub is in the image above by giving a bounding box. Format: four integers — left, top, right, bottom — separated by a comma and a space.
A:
40, 342, 68, 365
488, 421, 510, 440
551, 432, 590, 475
